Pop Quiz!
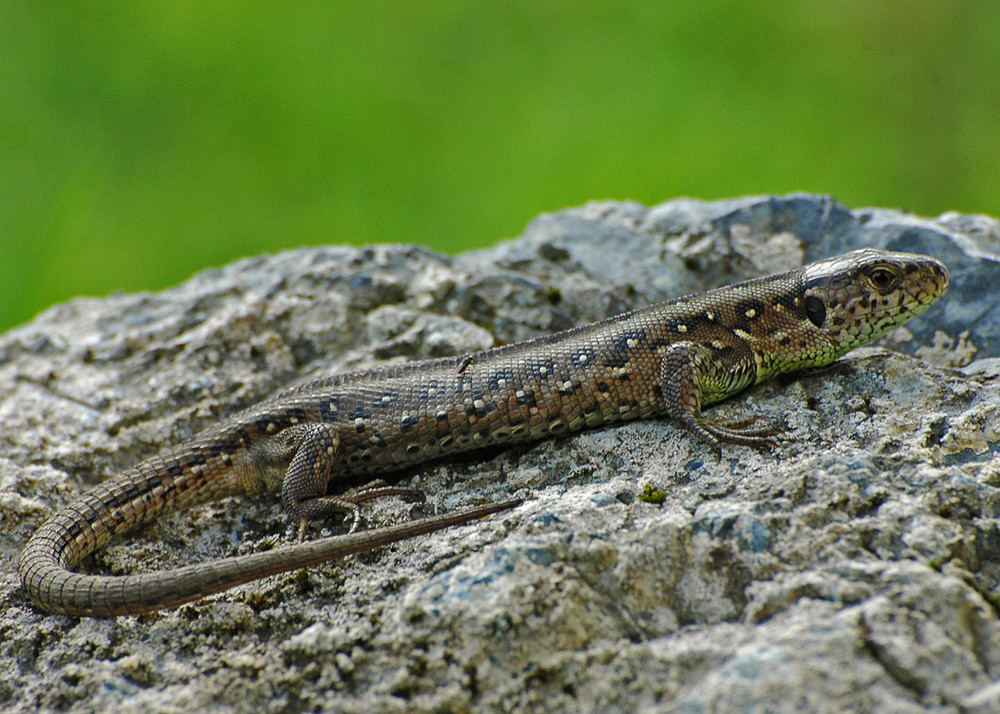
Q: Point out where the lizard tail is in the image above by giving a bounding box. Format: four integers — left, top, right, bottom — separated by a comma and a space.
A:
18, 499, 520, 617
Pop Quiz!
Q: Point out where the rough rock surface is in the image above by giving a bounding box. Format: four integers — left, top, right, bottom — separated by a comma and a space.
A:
2, 194, 999, 713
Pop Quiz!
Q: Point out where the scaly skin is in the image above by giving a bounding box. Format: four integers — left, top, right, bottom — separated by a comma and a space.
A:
18, 248, 948, 616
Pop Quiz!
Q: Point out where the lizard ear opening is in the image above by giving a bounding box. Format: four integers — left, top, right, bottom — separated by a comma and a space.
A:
804, 296, 826, 328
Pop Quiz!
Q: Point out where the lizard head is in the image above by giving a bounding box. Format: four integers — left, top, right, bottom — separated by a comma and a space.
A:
801, 248, 949, 359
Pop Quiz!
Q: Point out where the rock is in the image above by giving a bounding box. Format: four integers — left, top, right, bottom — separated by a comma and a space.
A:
1, 194, 998, 713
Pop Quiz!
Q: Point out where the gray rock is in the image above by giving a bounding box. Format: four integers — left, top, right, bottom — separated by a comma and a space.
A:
1, 194, 998, 713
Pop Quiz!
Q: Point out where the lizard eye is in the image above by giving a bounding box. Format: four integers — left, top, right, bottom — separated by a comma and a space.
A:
868, 266, 898, 292
804, 296, 826, 328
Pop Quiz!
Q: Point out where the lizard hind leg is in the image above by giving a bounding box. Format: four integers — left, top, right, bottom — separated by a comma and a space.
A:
342, 479, 426, 506
291, 484, 427, 539
280, 424, 428, 539
278, 423, 359, 539
331, 480, 427, 535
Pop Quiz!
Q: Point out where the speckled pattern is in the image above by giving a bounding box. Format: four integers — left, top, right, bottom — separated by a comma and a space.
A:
18, 249, 948, 616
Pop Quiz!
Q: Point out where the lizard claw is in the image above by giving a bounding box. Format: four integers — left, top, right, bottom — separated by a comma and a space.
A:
691, 415, 785, 454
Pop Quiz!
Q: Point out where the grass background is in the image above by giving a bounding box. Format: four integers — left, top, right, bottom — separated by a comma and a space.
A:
3, 2, 998, 332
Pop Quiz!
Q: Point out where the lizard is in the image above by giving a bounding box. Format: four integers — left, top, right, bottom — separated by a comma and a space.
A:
18, 248, 949, 617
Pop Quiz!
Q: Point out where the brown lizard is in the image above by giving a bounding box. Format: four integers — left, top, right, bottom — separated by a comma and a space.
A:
18, 248, 948, 617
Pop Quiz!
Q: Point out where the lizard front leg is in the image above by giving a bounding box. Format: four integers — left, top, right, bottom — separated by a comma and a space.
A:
658, 342, 782, 456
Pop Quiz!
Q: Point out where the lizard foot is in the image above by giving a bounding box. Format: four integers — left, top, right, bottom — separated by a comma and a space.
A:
686, 415, 785, 459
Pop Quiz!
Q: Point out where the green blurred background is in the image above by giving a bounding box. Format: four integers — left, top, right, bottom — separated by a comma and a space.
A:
3, 2, 998, 332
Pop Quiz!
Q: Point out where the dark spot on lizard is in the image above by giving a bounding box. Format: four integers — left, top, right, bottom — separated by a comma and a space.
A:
516, 390, 538, 407
528, 359, 557, 379
601, 354, 630, 368
255, 416, 289, 433
734, 298, 766, 322
235, 426, 253, 449
772, 291, 799, 311
664, 313, 713, 333
418, 380, 446, 400
208, 434, 239, 456
320, 396, 340, 421
351, 406, 372, 434
612, 330, 649, 352
488, 368, 517, 391
557, 380, 577, 397
706, 344, 735, 360
180, 454, 207, 469
100, 492, 124, 511
571, 348, 596, 367
373, 391, 400, 408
